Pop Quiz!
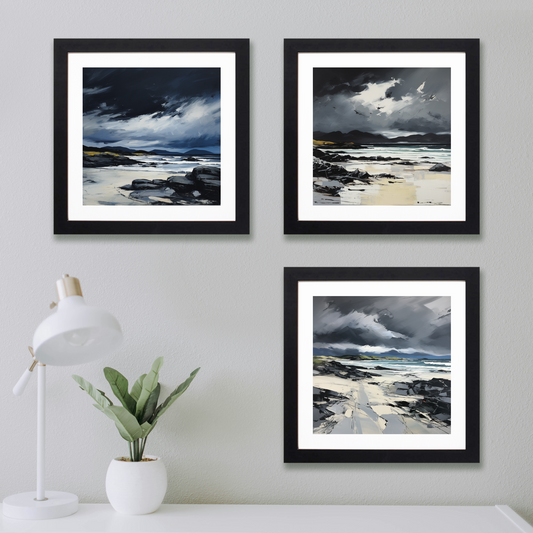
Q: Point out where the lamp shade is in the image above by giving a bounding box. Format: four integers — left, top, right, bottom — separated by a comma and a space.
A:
33, 295, 122, 366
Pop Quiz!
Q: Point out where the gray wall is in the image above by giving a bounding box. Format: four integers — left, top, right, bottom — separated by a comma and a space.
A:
1, 0, 533, 525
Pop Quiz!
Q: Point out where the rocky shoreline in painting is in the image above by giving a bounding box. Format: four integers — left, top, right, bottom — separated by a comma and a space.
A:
83, 148, 221, 206
118, 165, 220, 205
313, 356, 451, 435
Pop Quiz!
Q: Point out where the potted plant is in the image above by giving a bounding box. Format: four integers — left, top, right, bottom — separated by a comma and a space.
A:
73, 357, 199, 515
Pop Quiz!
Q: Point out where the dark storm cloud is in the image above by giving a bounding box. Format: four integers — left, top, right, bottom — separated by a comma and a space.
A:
427, 322, 451, 342
83, 68, 220, 118
313, 72, 371, 98
313, 67, 451, 137
313, 296, 451, 356
83, 67, 221, 151
313, 68, 407, 99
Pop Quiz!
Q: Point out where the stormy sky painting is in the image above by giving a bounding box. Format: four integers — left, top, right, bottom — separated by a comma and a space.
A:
313, 296, 451, 359
313, 67, 451, 138
83, 67, 221, 152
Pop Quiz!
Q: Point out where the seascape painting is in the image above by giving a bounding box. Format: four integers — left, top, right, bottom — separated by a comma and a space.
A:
313, 296, 452, 435
82, 67, 221, 206
285, 266, 478, 462
312, 67, 452, 207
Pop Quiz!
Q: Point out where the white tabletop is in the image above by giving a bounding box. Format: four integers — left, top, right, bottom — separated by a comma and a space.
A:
1, 504, 532, 533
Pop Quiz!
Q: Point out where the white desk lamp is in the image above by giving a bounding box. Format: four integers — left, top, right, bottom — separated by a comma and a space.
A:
2, 275, 123, 520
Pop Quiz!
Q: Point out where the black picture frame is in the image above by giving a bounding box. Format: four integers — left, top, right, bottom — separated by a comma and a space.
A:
284, 267, 480, 463
284, 39, 480, 234
54, 39, 249, 234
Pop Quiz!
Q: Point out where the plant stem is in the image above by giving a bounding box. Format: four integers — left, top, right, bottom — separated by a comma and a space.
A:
128, 442, 133, 462
132, 439, 140, 461
140, 437, 147, 457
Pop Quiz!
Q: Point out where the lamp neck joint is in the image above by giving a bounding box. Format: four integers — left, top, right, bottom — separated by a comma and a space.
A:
56, 275, 83, 301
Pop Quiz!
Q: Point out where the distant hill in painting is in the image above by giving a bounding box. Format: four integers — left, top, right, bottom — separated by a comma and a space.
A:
313, 130, 451, 145
82, 145, 218, 157
313, 348, 450, 360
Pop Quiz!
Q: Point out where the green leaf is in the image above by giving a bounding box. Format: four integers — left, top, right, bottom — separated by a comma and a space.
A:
93, 403, 133, 440
130, 374, 146, 402
97, 389, 114, 406
152, 367, 200, 424
141, 383, 160, 424
135, 357, 164, 419
104, 367, 136, 414
72, 375, 111, 409
140, 420, 156, 439
93, 404, 144, 442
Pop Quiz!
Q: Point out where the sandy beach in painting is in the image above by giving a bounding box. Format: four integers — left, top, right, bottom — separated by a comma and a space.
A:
84, 166, 179, 206
313, 356, 451, 435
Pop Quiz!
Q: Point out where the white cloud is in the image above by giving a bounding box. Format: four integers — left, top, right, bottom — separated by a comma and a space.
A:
315, 309, 407, 341
351, 79, 399, 106
84, 97, 220, 146
348, 79, 417, 117
313, 343, 418, 355
83, 86, 111, 96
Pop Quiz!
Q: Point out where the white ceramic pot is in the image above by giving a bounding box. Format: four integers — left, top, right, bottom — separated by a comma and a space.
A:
105, 455, 167, 515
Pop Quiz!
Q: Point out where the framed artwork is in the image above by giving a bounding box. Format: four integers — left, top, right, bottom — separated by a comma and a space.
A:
284, 267, 480, 463
284, 39, 480, 234
54, 39, 249, 234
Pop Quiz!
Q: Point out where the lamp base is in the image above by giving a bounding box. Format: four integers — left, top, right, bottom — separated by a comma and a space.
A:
2, 491, 78, 519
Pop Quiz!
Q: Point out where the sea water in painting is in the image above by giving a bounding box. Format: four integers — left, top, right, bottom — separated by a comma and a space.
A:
313, 296, 451, 434
313, 68, 451, 206
83, 68, 221, 206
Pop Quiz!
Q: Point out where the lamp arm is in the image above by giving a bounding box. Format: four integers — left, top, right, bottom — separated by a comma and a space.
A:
11, 347, 46, 500
13, 347, 39, 396
13, 368, 35, 396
